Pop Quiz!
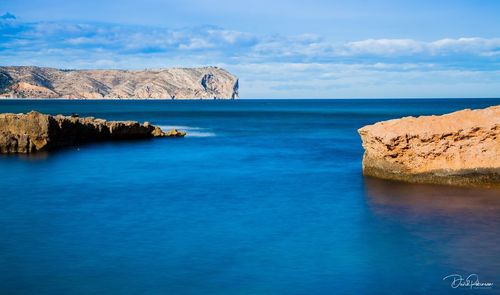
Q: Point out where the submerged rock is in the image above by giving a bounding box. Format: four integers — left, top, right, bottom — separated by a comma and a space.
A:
358, 105, 500, 187
0, 111, 185, 154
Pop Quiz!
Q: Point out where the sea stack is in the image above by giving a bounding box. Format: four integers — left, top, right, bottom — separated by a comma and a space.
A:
358, 105, 500, 187
0, 111, 186, 154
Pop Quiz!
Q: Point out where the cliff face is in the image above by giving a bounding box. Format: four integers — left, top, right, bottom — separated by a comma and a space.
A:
0, 111, 185, 154
0, 66, 239, 99
358, 105, 500, 187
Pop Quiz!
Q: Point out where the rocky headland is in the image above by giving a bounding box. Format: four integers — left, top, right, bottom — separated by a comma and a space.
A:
0, 66, 238, 99
0, 111, 186, 154
358, 105, 500, 187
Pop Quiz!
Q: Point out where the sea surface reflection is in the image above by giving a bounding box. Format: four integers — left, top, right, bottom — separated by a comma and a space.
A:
364, 177, 500, 284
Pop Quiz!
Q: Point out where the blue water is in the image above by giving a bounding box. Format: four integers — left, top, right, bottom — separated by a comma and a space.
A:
0, 99, 499, 295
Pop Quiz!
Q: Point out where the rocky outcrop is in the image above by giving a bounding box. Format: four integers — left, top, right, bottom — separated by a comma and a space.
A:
358, 106, 500, 187
0, 66, 238, 99
0, 111, 185, 154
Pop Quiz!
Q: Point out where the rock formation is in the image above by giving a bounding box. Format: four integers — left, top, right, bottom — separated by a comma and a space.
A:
0, 111, 186, 154
0, 66, 238, 99
358, 105, 500, 187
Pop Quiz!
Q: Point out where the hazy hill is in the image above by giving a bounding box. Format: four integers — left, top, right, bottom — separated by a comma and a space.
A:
0, 66, 239, 99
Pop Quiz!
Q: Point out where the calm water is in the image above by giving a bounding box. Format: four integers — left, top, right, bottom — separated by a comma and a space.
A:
0, 99, 499, 295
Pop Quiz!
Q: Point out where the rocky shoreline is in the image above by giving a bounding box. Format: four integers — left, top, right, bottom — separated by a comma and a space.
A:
0, 111, 185, 154
358, 105, 500, 187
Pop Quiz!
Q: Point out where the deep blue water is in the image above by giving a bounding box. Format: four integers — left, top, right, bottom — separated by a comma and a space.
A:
0, 99, 499, 295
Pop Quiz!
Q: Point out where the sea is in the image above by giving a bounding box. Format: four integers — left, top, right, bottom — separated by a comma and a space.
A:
0, 99, 499, 295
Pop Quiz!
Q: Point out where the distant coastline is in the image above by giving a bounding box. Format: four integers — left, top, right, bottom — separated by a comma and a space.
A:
0, 66, 239, 100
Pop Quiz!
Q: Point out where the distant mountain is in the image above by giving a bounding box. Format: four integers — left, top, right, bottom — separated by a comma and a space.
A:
0, 66, 238, 99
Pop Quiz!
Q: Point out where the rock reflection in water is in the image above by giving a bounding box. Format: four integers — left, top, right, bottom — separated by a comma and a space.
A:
363, 176, 500, 281
364, 176, 500, 215
0, 151, 50, 161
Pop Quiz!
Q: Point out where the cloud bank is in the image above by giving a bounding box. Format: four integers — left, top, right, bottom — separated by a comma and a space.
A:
1, 14, 499, 98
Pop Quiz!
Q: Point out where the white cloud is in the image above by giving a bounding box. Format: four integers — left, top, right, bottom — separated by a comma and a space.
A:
343, 39, 423, 56
429, 37, 500, 56
223, 62, 500, 98
178, 38, 214, 50
3, 18, 500, 61
339, 37, 500, 57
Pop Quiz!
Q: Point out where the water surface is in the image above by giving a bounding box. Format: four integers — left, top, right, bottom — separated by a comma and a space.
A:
0, 99, 499, 294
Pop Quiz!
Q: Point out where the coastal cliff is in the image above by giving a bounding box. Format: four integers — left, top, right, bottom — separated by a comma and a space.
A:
0, 66, 238, 99
0, 111, 185, 153
358, 105, 500, 187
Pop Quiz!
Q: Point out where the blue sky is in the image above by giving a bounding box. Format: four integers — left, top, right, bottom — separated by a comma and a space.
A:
1, 0, 500, 98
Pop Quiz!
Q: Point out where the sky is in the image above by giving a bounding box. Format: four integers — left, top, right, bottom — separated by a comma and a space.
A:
1, 0, 500, 98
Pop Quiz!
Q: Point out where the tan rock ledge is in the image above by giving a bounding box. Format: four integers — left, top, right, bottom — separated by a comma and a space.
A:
0, 111, 186, 154
358, 105, 500, 188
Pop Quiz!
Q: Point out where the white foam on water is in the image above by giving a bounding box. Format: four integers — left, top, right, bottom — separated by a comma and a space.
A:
158, 125, 203, 130
186, 131, 216, 137
158, 125, 216, 137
